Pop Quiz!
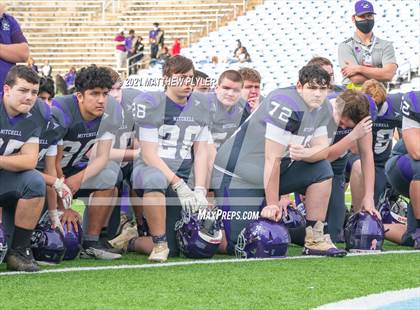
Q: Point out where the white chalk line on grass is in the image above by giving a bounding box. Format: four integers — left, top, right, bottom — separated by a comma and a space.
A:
0, 249, 419, 277
313, 287, 420, 310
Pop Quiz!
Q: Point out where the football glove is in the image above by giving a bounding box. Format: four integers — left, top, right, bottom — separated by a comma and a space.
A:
48, 209, 64, 233
172, 179, 197, 213
53, 178, 73, 209
194, 186, 208, 211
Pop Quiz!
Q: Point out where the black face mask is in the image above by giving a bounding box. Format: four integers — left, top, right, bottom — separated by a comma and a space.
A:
355, 19, 375, 34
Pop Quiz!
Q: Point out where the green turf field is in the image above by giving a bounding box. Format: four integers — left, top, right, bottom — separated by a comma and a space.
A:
0, 248, 419, 309
1, 197, 419, 309
0, 237, 418, 309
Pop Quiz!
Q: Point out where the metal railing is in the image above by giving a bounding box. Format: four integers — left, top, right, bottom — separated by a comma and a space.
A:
189, 0, 250, 46
125, 52, 149, 77
102, 0, 118, 20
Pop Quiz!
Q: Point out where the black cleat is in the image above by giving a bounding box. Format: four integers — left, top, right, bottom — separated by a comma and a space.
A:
6, 248, 40, 272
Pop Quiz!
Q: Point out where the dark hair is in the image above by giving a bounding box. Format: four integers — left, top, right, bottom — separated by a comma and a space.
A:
194, 70, 209, 80
129, 29, 135, 35
162, 55, 194, 78
39, 77, 55, 98
153, 22, 159, 27
4, 65, 40, 87
55, 74, 68, 95
298, 65, 330, 87
218, 69, 243, 86
337, 89, 370, 123
238, 67, 261, 83
194, 70, 209, 86
104, 67, 121, 85
75, 65, 113, 93
307, 56, 333, 68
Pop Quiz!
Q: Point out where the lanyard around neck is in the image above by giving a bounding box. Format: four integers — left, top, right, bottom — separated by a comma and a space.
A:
359, 36, 377, 55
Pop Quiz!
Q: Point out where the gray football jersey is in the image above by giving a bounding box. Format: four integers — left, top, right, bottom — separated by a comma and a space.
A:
213, 87, 332, 187
0, 97, 45, 156
133, 91, 211, 175
36, 102, 67, 170
402, 90, 420, 123
208, 93, 247, 149
113, 88, 142, 150
53, 94, 122, 172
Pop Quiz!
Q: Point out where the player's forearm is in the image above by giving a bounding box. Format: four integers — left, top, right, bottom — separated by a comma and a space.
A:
0, 43, 29, 63
56, 147, 64, 178
348, 73, 368, 85
358, 66, 396, 82
42, 156, 58, 186
46, 186, 58, 211
358, 135, 375, 199
0, 154, 37, 171
193, 141, 208, 188
109, 148, 139, 162
206, 144, 217, 188
303, 145, 329, 163
264, 155, 281, 206
78, 155, 109, 181
40, 172, 57, 187
327, 134, 357, 161
142, 151, 177, 184
56, 164, 64, 179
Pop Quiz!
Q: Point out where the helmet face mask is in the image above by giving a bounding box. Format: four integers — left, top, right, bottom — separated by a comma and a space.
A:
175, 209, 222, 258
31, 224, 66, 264
281, 205, 306, 230
389, 198, 408, 224
378, 189, 408, 225
344, 212, 385, 253
235, 219, 290, 259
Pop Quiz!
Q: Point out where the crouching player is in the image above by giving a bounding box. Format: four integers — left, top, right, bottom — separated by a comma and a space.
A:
212, 65, 346, 257
130, 56, 211, 262
384, 90, 420, 249
347, 80, 403, 208
54, 65, 123, 260
326, 90, 380, 242
0, 66, 46, 271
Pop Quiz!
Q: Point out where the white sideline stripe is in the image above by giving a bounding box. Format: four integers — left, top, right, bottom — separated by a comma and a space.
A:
314, 287, 420, 310
0, 250, 418, 277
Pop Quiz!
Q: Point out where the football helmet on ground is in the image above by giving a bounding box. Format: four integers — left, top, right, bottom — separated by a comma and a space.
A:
31, 224, 66, 264
175, 208, 222, 258
235, 219, 290, 259
344, 212, 385, 252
